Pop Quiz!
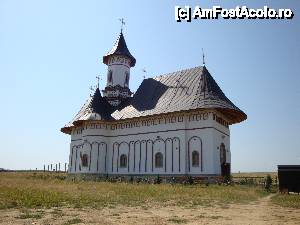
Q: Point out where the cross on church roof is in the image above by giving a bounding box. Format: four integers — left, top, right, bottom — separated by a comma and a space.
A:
168, 74, 191, 95
142, 68, 147, 79
89, 85, 95, 97
202, 48, 205, 66
119, 18, 125, 32
166, 74, 191, 108
96, 75, 101, 89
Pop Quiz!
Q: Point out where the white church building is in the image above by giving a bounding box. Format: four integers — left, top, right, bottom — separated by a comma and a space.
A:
61, 31, 247, 178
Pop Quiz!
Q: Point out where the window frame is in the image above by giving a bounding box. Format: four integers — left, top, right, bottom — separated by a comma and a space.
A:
124, 71, 129, 86
81, 154, 88, 167
192, 150, 200, 167
155, 152, 163, 168
220, 143, 226, 164
119, 154, 127, 168
108, 70, 113, 84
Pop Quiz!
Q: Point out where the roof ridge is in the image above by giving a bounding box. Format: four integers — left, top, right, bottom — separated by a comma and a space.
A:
153, 66, 203, 80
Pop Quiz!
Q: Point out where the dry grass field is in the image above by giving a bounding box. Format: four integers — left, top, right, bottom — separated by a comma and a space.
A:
0, 172, 299, 225
232, 172, 277, 178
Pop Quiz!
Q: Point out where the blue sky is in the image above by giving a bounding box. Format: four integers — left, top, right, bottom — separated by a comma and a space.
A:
0, 0, 299, 172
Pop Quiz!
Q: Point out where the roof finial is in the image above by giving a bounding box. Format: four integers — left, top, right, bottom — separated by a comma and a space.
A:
142, 68, 147, 79
202, 48, 205, 66
119, 18, 125, 33
96, 75, 101, 89
89, 85, 95, 96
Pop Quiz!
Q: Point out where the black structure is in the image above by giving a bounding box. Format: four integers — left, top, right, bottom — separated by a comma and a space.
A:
278, 165, 300, 193
70, 88, 113, 126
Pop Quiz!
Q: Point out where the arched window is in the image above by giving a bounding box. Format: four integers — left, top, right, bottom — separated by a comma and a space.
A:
120, 154, 127, 168
155, 152, 163, 168
124, 72, 129, 86
108, 70, 113, 84
192, 151, 199, 167
220, 143, 226, 164
81, 153, 88, 167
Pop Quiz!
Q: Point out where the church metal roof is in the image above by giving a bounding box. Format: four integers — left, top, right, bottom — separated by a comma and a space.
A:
61, 88, 112, 133
112, 66, 246, 122
103, 32, 136, 67
61, 66, 247, 134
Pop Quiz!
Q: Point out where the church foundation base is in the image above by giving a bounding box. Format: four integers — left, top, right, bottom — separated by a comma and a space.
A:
67, 173, 224, 184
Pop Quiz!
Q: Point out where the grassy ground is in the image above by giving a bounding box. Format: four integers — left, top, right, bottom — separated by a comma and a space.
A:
232, 172, 300, 209
232, 172, 277, 178
0, 172, 268, 210
271, 193, 300, 209
1, 172, 300, 225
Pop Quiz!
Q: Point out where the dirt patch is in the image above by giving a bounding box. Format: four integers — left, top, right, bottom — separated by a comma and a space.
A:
0, 195, 299, 225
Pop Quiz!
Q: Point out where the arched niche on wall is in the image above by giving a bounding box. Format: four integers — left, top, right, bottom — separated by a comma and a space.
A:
188, 136, 203, 172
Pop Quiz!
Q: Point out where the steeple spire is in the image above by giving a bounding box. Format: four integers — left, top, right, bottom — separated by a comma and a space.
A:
102, 30, 135, 107
103, 31, 136, 67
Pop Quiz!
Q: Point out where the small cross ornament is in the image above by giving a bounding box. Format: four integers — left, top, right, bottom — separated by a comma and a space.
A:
96, 75, 101, 89
119, 18, 125, 32
202, 48, 205, 66
142, 68, 147, 79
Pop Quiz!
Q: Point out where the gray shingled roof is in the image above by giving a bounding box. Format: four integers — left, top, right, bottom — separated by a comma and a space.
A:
61, 66, 247, 134
103, 32, 136, 67
111, 66, 246, 122
61, 88, 112, 133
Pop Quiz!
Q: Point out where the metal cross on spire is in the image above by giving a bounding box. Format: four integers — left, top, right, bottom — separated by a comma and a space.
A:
119, 18, 125, 32
89, 85, 95, 97
96, 75, 101, 89
202, 48, 205, 66
142, 68, 147, 79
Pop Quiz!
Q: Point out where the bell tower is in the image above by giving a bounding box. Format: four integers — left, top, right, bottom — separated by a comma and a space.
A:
102, 31, 136, 106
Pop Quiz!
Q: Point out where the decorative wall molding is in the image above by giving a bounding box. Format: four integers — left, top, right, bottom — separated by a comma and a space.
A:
213, 113, 229, 128
71, 111, 226, 135
71, 127, 229, 142
71, 142, 108, 173
71, 136, 182, 175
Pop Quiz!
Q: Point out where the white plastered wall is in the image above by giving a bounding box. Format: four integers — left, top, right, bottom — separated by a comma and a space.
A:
68, 110, 230, 176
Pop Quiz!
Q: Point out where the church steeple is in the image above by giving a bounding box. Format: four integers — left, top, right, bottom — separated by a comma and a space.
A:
102, 31, 135, 107
103, 31, 136, 67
